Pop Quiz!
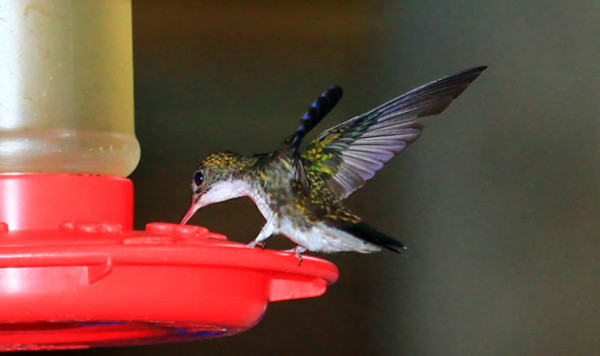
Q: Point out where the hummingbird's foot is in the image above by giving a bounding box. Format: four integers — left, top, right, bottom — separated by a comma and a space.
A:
246, 240, 267, 249
284, 246, 307, 266
247, 219, 275, 249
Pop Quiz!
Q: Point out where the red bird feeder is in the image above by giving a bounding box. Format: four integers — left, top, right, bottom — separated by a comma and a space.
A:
0, 1, 338, 351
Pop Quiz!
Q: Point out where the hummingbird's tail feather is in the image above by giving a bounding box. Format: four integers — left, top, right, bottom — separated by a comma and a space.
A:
288, 85, 344, 154
339, 221, 406, 253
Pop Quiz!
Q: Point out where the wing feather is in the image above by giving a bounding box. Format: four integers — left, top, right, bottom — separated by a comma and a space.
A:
301, 66, 486, 199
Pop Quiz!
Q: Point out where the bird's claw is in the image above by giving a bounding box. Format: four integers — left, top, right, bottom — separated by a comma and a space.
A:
246, 240, 267, 249
283, 246, 307, 266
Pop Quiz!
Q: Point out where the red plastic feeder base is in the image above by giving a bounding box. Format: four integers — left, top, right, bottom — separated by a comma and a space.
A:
0, 174, 338, 351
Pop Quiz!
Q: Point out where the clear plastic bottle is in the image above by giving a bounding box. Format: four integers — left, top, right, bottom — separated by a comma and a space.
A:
0, 0, 139, 176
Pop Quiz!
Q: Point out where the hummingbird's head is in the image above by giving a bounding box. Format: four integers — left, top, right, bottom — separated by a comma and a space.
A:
180, 151, 253, 224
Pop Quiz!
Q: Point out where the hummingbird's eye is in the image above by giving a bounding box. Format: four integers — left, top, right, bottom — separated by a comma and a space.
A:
193, 171, 204, 186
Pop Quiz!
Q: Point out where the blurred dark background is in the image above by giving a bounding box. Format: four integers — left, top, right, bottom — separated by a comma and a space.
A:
45, 0, 600, 355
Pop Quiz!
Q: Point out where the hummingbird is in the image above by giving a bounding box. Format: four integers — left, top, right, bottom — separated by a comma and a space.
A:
181, 66, 486, 258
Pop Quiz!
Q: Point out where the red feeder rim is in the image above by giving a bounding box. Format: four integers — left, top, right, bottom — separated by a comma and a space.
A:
0, 174, 338, 351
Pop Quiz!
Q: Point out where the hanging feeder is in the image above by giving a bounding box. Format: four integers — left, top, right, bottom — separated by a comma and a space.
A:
0, 1, 338, 351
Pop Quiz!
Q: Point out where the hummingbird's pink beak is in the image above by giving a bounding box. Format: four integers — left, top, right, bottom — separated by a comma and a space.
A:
180, 203, 200, 224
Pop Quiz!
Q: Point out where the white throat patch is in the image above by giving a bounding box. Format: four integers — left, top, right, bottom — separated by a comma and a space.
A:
199, 179, 272, 220
199, 180, 254, 206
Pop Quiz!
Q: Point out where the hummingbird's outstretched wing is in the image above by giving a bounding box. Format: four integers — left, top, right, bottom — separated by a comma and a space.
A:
301, 66, 486, 199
